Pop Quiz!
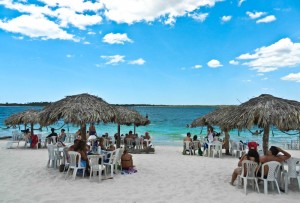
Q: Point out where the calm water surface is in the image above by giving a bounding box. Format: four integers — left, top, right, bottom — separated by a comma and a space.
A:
0, 106, 299, 146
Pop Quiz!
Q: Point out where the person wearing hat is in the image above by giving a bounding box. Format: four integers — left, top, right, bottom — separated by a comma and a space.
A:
46, 128, 58, 144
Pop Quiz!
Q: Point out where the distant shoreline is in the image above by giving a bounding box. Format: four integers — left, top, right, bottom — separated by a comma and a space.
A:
0, 103, 236, 108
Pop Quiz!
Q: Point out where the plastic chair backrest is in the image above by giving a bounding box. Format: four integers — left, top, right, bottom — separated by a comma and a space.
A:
241, 160, 258, 178
286, 157, 300, 178
184, 141, 191, 150
106, 150, 117, 164
68, 151, 81, 167
88, 155, 103, 167
260, 161, 281, 180
193, 141, 200, 150
47, 144, 55, 160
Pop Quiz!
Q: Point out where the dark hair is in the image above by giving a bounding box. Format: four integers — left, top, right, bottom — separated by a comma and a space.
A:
193, 135, 197, 141
61, 129, 65, 132
187, 132, 191, 136
74, 140, 86, 151
51, 128, 55, 131
247, 149, 260, 163
269, 146, 279, 156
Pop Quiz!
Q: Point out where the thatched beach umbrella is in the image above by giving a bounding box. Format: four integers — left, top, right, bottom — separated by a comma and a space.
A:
114, 106, 150, 148
5, 109, 41, 135
219, 94, 300, 154
39, 93, 116, 140
191, 106, 238, 155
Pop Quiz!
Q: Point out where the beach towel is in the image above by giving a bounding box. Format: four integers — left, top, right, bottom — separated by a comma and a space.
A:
121, 167, 137, 175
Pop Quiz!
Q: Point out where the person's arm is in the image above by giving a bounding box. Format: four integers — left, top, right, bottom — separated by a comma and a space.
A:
277, 147, 291, 161
238, 154, 247, 167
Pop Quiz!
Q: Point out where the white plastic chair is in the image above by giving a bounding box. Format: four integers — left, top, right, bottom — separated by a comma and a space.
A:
282, 157, 300, 193
65, 151, 86, 180
125, 138, 134, 151
233, 142, 245, 158
104, 149, 118, 178
115, 148, 124, 173
183, 141, 192, 155
135, 138, 143, 150
6, 131, 22, 149
257, 161, 281, 195
211, 142, 222, 158
192, 141, 200, 155
88, 155, 106, 182
237, 160, 260, 194
47, 144, 62, 168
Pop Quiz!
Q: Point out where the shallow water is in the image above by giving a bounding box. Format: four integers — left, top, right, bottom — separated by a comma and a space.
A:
0, 106, 299, 147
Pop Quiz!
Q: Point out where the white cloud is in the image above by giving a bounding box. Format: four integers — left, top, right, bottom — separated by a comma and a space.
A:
229, 60, 239, 65
192, 64, 202, 69
188, 13, 209, 22
101, 55, 125, 65
243, 79, 251, 83
55, 7, 102, 30
257, 73, 264, 76
281, 73, 300, 82
236, 38, 300, 73
238, 0, 246, 7
101, 0, 217, 24
256, 15, 276, 24
87, 31, 96, 35
12, 36, 24, 40
128, 58, 145, 65
246, 11, 266, 19
102, 33, 133, 44
207, 59, 222, 68
221, 15, 232, 23
0, 14, 76, 41
261, 77, 268, 80
39, 0, 104, 13
66, 54, 73, 58
83, 41, 90, 45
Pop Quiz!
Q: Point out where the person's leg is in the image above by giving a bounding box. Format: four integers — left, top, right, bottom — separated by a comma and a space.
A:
230, 167, 241, 185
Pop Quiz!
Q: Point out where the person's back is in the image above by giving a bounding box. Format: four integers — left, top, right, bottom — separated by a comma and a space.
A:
121, 150, 133, 170
183, 132, 192, 142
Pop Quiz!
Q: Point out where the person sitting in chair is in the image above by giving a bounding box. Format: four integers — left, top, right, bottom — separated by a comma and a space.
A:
121, 150, 134, 170
46, 128, 58, 144
230, 149, 260, 185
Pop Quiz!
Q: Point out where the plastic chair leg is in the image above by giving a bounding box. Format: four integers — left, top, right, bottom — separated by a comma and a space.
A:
264, 180, 268, 194
275, 180, 281, 194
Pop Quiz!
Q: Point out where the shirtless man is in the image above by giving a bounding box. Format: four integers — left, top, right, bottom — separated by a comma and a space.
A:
258, 146, 291, 177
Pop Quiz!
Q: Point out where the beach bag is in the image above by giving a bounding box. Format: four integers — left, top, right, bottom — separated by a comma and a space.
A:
198, 148, 203, 156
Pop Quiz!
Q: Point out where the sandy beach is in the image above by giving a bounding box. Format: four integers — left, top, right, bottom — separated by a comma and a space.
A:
0, 140, 299, 203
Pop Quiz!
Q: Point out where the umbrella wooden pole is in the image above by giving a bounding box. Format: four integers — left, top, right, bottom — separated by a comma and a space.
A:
30, 123, 34, 135
224, 130, 230, 155
117, 124, 121, 148
134, 125, 136, 134
262, 126, 270, 155
81, 124, 87, 141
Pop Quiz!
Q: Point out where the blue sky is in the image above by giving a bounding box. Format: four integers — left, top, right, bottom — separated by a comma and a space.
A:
0, 0, 300, 105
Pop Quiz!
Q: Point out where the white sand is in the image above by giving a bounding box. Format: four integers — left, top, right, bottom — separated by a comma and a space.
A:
0, 140, 300, 203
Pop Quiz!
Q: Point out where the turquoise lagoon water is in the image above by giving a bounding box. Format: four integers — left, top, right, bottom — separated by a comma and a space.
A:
0, 106, 299, 147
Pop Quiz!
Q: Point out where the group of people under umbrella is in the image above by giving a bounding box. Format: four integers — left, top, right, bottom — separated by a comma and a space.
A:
5, 93, 150, 149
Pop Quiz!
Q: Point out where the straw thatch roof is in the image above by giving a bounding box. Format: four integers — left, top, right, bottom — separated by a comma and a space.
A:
5, 110, 40, 126
190, 106, 237, 131
39, 93, 116, 126
114, 106, 150, 126
219, 94, 300, 131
